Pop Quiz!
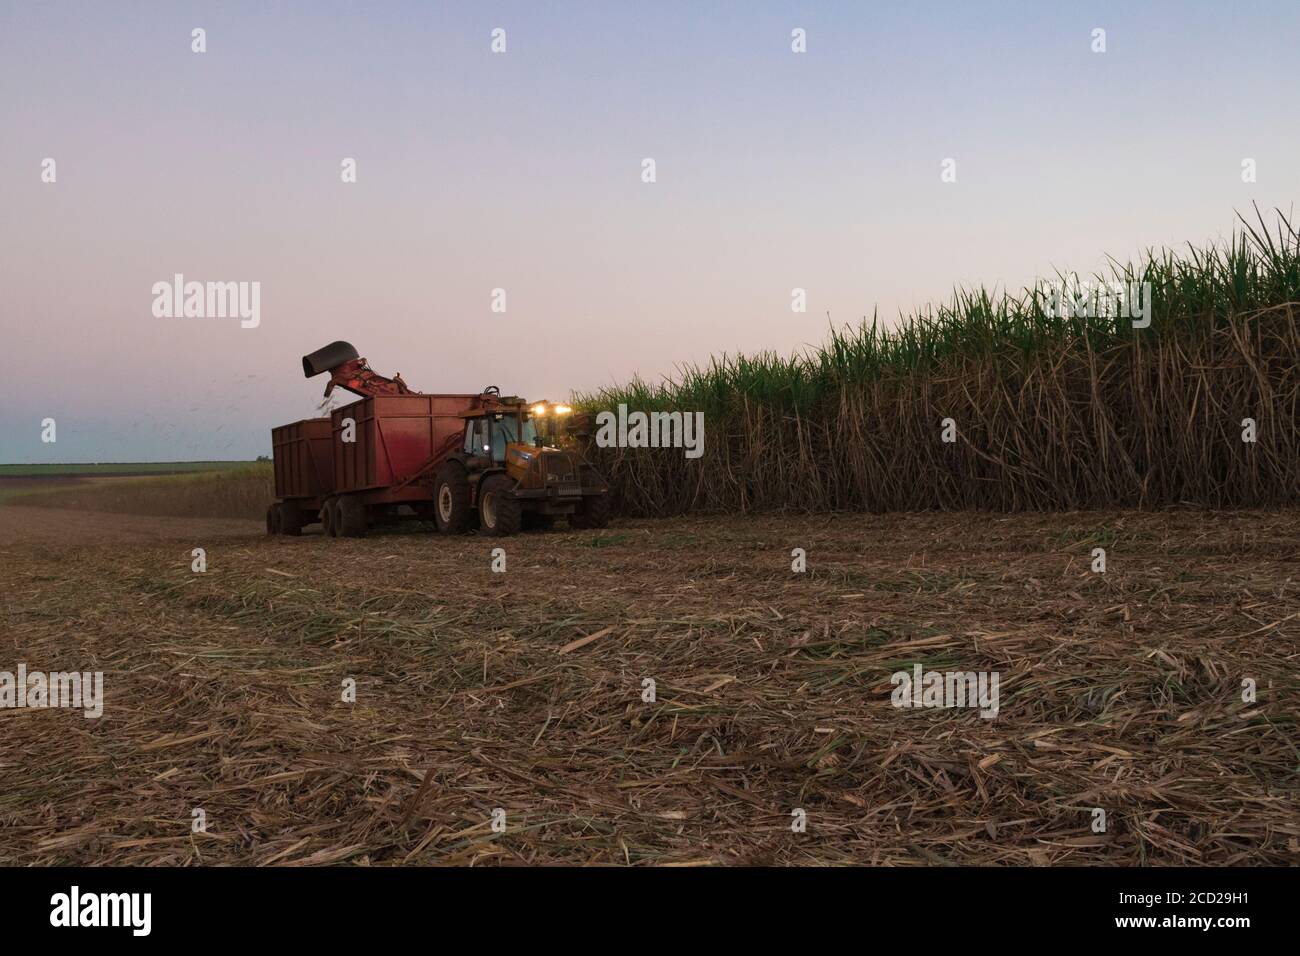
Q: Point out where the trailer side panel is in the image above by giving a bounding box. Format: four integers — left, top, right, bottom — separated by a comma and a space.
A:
272, 418, 334, 500
331, 395, 477, 494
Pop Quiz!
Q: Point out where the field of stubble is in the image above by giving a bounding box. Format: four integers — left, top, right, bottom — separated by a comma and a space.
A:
1, 504, 1296, 866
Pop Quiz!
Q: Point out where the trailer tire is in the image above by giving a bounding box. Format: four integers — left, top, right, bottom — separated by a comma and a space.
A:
279, 501, 303, 536
337, 494, 367, 537
434, 464, 473, 534
322, 497, 339, 537
568, 492, 612, 530
479, 475, 522, 536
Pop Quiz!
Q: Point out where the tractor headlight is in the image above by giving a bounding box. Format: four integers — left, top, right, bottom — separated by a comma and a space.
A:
531, 404, 547, 416
553, 404, 572, 415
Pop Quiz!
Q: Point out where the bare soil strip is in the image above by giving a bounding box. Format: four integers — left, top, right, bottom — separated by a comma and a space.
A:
1, 505, 1296, 865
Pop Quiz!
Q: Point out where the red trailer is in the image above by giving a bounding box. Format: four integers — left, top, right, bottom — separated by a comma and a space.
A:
330, 394, 476, 497
267, 418, 334, 534
321, 393, 480, 534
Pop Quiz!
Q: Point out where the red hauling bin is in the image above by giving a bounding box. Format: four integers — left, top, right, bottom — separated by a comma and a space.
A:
330, 394, 477, 501
271, 418, 335, 502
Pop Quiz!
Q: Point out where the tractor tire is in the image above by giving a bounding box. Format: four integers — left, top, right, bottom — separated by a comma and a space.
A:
336, 494, 367, 537
279, 501, 303, 536
568, 492, 612, 530
522, 512, 556, 532
322, 497, 339, 538
266, 504, 279, 536
478, 474, 522, 536
433, 464, 473, 534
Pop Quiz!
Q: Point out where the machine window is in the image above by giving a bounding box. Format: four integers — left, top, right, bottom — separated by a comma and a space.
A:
489, 417, 538, 463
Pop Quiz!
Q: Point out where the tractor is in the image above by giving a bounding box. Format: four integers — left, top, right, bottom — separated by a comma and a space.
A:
431, 389, 612, 536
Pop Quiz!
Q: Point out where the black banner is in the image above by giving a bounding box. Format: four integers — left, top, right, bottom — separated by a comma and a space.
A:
1, 866, 1275, 942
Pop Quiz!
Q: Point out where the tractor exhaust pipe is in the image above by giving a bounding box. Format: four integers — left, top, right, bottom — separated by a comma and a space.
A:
303, 341, 360, 378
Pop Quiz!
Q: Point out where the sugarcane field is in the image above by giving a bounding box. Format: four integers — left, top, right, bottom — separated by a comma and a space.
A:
3, 502, 1297, 868
2, 0, 1294, 940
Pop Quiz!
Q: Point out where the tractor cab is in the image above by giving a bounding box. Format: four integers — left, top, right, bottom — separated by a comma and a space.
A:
459, 399, 576, 475
461, 407, 539, 465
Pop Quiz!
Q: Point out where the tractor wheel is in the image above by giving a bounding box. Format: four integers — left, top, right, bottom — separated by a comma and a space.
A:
568, 492, 612, 530
478, 475, 522, 536
433, 464, 473, 534
522, 512, 556, 532
322, 497, 338, 538
266, 504, 279, 536
337, 494, 367, 537
279, 501, 303, 536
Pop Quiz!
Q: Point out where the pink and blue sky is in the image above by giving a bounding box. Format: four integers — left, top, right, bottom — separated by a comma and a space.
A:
2, 1, 1298, 461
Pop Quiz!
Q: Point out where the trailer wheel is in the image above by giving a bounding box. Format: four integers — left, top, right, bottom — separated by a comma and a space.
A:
279, 501, 303, 536
322, 497, 339, 537
337, 494, 367, 537
479, 475, 522, 536
433, 464, 473, 534
569, 492, 612, 530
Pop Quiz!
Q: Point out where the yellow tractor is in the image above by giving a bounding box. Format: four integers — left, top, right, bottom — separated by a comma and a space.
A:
431, 390, 612, 536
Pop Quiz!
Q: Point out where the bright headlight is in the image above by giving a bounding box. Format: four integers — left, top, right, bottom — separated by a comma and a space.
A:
531, 404, 548, 416
554, 404, 572, 415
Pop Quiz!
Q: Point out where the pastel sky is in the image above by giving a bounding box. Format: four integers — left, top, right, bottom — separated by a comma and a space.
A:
2, 0, 1298, 462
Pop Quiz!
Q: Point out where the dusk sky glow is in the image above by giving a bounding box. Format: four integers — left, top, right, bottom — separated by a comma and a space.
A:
3, 0, 1297, 461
